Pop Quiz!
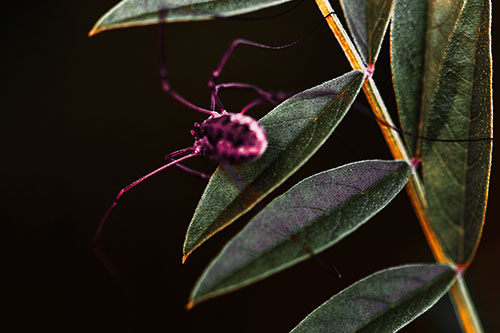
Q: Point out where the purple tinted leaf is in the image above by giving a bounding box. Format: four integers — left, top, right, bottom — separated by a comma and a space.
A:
291, 264, 457, 332
184, 70, 365, 260
188, 160, 411, 306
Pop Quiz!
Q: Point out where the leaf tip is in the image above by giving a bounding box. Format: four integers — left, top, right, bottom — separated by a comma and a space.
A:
88, 25, 101, 37
183, 239, 203, 263
186, 300, 195, 310
182, 253, 189, 264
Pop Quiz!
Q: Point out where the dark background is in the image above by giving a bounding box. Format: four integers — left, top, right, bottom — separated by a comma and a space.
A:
5, 1, 499, 332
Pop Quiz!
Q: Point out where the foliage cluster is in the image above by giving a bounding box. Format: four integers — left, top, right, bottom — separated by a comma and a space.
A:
91, 0, 492, 331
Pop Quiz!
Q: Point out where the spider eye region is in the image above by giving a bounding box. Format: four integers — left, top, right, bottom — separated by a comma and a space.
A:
194, 113, 267, 165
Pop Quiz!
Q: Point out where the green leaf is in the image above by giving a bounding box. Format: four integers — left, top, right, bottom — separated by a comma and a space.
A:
183, 70, 366, 260
339, 0, 393, 65
421, 0, 492, 265
390, 0, 427, 156
391, 0, 465, 155
89, 0, 294, 36
291, 264, 457, 333
188, 160, 412, 306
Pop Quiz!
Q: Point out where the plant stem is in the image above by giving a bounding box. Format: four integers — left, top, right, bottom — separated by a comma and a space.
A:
449, 275, 484, 332
313, 0, 483, 331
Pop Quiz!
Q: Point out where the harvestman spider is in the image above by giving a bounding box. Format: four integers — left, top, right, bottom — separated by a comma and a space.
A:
92, 13, 330, 246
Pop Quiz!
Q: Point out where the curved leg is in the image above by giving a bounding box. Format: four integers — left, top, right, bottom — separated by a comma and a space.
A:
208, 38, 302, 91
208, 12, 335, 112
164, 154, 211, 180
208, 38, 301, 111
212, 82, 294, 111
93, 147, 198, 245
158, 20, 217, 116
164, 148, 211, 179
171, 163, 211, 179
240, 98, 265, 115
352, 101, 494, 147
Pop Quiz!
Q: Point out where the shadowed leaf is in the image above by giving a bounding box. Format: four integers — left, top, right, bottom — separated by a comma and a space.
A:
183, 70, 365, 260
90, 0, 294, 36
188, 160, 411, 306
339, 0, 393, 65
421, 0, 492, 265
391, 0, 465, 155
291, 264, 457, 332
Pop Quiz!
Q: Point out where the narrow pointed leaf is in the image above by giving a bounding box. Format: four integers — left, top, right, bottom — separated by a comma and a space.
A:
391, 0, 465, 155
188, 160, 412, 306
90, 0, 293, 36
390, 0, 427, 155
291, 264, 457, 333
421, 0, 492, 265
183, 70, 365, 259
339, 0, 393, 65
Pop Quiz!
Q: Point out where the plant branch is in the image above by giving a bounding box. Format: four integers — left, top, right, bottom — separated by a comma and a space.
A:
313, 0, 483, 331
449, 275, 484, 332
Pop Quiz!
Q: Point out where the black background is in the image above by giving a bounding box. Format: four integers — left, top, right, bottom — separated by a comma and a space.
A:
5, 1, 499, 332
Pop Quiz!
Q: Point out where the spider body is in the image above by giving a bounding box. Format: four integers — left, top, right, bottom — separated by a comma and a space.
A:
192, 112, 267, 165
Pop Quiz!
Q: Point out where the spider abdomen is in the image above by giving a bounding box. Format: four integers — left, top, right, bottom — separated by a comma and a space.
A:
192, 113, 267, 165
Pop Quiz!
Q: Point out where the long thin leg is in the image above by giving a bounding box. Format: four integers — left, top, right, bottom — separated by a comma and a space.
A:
93, 148, 198, 245
165, 157, 211, 179
208, 38, 301, 109
171, 163, 211, 179
240, 98, 265, 115
158, 20, 217, 116
238, 94, 295, 114
353, 101, 493, 146
208, 38, 302, 91
211, 82, 293, 111
208, 12, 335, 111
163, 147, 211, 179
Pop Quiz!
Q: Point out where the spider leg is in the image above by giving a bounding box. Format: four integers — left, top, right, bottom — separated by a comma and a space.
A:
208, 38, 301, 93
163, 147, 211, 179
171, 163, 212, 179
93, 147, 198, 245
208, 38, 300, 111
239, 98, 265, 115
158, 19, 217, 117
208, 12, 336, 110
165, 156, 211, 179
211, 82, 294, 111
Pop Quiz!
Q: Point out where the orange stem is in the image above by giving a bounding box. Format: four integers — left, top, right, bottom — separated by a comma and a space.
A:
449, 275, 484, 332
